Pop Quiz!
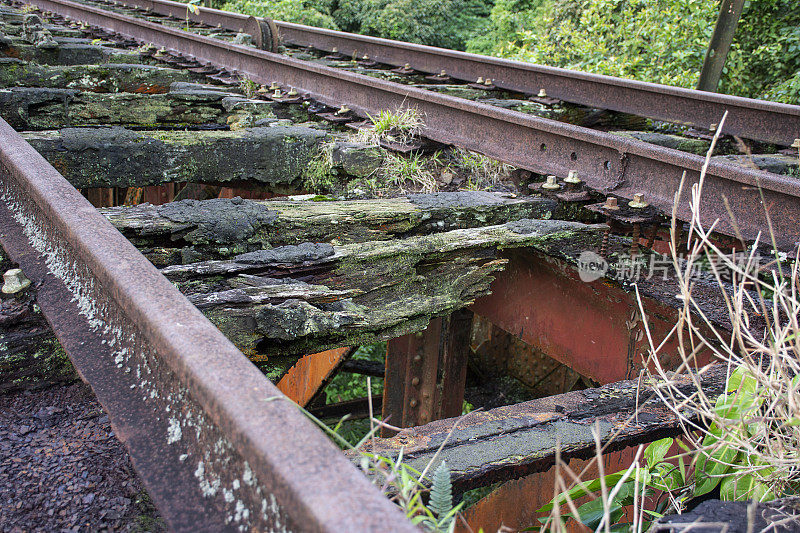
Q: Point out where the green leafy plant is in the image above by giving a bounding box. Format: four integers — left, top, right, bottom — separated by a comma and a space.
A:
239, 77, 259, 99
185, 0, 202, 30
364, 108, 424, 145
534, 116, 800, 531
534, 438, 692, 532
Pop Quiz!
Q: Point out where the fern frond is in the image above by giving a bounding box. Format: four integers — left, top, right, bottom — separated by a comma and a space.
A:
429, 460, 453, 521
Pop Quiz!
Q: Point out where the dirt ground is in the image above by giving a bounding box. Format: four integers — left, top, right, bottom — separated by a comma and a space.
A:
0, 382, 165, 532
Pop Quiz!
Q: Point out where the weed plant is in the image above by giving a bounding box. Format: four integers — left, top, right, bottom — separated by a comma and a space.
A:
535, 113, 800, 531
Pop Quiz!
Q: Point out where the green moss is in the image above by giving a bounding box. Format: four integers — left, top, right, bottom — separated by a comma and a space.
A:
303, 143, 339, 193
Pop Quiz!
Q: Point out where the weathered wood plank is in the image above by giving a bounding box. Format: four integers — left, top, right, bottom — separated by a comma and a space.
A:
1, 84, 276, 129
23, 125, 325, 189
1, 39, 144, 65
0, 58, 197, 92
160, 218, 598, 358
0, 253, 75, 393
353, 364, 727, 493
102, 193, 564, 265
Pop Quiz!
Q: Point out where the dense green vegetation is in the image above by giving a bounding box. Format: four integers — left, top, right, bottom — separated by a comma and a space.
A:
217, 0, 800, 104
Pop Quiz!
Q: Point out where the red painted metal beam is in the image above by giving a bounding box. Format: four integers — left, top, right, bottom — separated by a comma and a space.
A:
471, 250, 709, 384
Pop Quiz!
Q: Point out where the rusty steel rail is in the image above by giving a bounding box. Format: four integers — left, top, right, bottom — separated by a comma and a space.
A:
0, 116, 414, 531
109, 0, 800, 146
103, 0, 280, 50
19, 0, 800, 251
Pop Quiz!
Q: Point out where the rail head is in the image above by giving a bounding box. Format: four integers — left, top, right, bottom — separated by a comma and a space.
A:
0, 116, 413, 531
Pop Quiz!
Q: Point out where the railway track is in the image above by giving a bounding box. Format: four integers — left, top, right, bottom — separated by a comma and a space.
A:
0, 1, 797, 530
13, 0, 800, 249
96, 0, 800, 147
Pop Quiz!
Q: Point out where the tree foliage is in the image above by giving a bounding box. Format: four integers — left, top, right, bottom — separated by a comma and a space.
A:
722, 0, 800, 103
221, 0, 338, 28
468, 0, 800, 103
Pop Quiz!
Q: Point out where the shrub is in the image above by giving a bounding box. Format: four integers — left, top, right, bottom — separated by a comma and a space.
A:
221, 0, 338, 28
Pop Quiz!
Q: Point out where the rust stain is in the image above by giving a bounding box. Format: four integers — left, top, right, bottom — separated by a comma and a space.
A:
132, 84, 169, 94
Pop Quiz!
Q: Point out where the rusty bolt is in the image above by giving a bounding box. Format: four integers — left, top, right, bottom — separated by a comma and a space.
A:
541, 175, 560, 190
603, 196, 620, 210
564, 170, 581, 184
411, 377, 420, 386
2, 269, 31, 294
628, 193, 648, 209
409, 399, 418, 407
484, 78, 493, 86
537, 88, 547, 98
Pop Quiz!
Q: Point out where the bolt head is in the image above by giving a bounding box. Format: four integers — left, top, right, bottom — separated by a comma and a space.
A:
439, 70, 447, 77
2, 268, 31, 294
362, 54, 369, 60
287, 88, 298, 96
411, 377, 420, 386
476, 77, 484, 84
537, 88, 547, 98
792, 138, 800, 148
413, 354, 422, 362
272, 89, 282, 98
409, 399, 418, 407
484, 78, 493, 86
541, 175, 560, 190
603, 196, 620, 210
628, 193, 649, 208
331, 47, 338, 53
404, 63, 411, 69
564, 170, 581, 184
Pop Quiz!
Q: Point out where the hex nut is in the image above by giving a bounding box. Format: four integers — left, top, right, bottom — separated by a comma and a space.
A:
541, 175, 560, 190
628, 193, 649, 208
2, 268, 31, 294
